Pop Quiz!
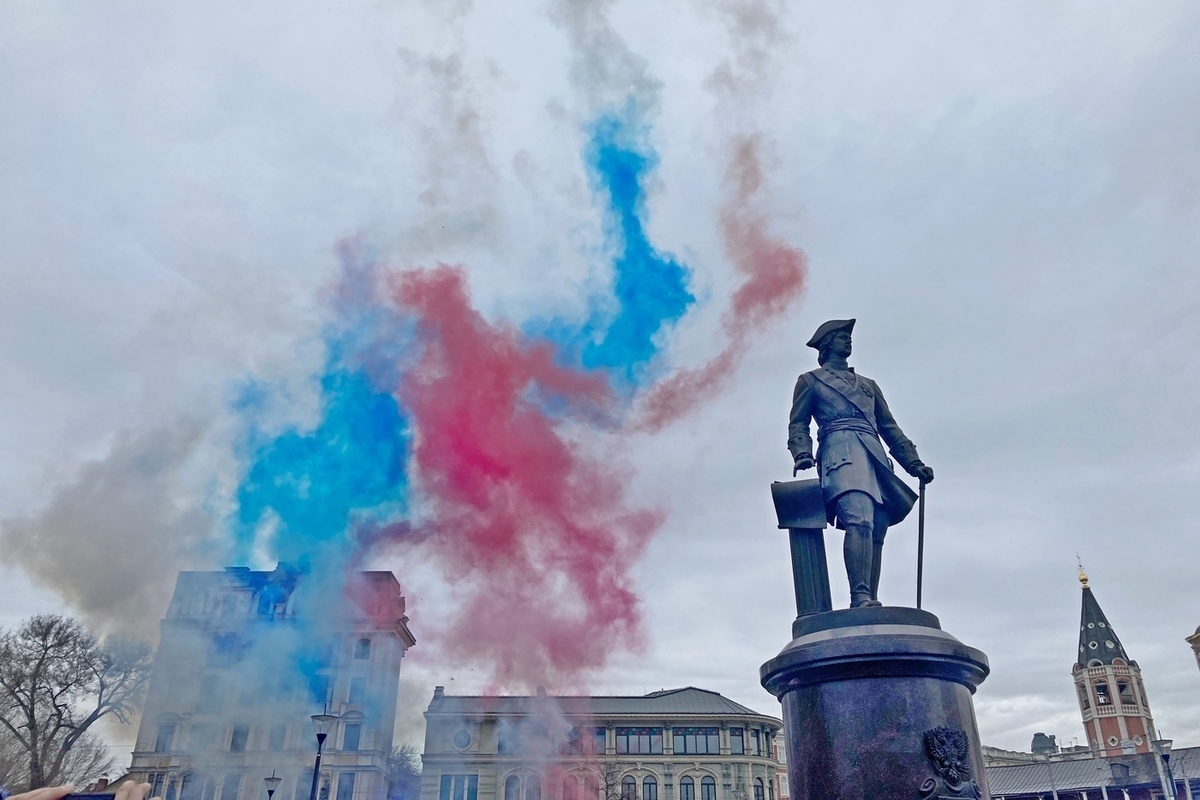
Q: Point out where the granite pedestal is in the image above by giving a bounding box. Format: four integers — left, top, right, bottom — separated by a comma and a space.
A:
760, 607, 991, 800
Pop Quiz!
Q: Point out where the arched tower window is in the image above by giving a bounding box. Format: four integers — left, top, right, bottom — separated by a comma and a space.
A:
1094, 681, 1111, 705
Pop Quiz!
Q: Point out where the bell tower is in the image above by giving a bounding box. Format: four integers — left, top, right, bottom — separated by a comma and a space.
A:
1072, 566, 1157, 756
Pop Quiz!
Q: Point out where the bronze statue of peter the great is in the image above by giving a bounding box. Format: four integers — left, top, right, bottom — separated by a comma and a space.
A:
788, 319, 934, 608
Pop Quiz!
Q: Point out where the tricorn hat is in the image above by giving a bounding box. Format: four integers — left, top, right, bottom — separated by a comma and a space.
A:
806, 318, 856, 349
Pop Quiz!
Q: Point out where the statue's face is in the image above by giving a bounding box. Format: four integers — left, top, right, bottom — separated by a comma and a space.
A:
827, 330, 853, 359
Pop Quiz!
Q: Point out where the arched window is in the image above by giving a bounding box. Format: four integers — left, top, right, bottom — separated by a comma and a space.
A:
563, 777, 578, 800
584, 777, 599, 800
642, 778, 657, 800
700, 778, 715, 800
526, 776, 541, 800
504, 776, 520, 800
1094, 681, 1111, 705
621, 777, 636, 800
753, 779, 764, 800
354, 638, 371, 660
679, 778, 694, 800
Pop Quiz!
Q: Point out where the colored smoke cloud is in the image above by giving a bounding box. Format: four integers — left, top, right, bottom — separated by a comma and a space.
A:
388, 266, 660, 687
635, 135, 807, 430
223, 104, 803, 689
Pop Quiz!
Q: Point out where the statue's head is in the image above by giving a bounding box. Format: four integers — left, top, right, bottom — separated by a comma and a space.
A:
807, 318, 855, 364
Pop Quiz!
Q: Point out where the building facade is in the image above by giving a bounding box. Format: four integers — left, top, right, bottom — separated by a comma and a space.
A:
128, 566, 416, 800
1072, 568, 1157, 758
420, 688, 781, 800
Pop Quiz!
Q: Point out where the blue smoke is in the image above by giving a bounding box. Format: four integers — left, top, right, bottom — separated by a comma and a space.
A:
232, 363, 410, 562
537, 112, 694, 387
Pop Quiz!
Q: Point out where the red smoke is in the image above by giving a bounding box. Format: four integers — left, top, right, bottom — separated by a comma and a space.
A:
636, 135, 806, 430
388, 266, 661, 688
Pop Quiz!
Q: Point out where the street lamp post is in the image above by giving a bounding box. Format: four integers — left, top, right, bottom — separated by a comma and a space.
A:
1152, 738, 1178, 800
308, 712, 339, 800
265, 771, 282, 800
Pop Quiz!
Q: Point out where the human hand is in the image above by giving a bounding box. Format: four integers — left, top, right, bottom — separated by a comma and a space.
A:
3, 784, 77, 800
908, 461, 934, 484
793, 454, 815, 476
114, 781, 158, 800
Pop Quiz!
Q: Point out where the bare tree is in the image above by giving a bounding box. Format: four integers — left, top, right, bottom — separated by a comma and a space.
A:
0, 615, 151, 790
386, 743, 422, 800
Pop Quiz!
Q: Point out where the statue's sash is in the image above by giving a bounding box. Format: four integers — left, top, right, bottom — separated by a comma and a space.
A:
812, 367, 877, 428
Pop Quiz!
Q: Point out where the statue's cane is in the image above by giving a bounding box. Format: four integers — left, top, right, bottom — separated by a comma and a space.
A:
916, 480, 927, 610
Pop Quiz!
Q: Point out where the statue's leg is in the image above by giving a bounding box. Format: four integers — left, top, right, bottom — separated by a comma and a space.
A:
868, 506, 890, 603
836, 492, 879, 608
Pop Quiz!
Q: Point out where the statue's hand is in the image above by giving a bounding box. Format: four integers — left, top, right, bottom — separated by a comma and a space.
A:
907, 460, 935, 484
793, 454, 815, 476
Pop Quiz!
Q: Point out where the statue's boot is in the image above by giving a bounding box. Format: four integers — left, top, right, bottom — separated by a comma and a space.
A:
869, 539, 885, 604
845, 525, 881, 608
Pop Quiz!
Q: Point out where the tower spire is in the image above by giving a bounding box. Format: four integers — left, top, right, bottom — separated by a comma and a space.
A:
1071, 569, 1156, 757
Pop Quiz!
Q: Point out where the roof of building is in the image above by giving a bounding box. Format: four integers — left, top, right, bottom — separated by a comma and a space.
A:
986, 746, 1200, 795
1075, 567, 1132, 668
426, 686, 778, 721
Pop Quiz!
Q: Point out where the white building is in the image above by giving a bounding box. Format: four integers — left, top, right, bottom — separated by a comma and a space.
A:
128, 565, 416, 800
420, 687, 781, 800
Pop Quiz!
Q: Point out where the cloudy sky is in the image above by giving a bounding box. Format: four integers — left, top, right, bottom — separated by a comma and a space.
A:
3, 0, 1200, 759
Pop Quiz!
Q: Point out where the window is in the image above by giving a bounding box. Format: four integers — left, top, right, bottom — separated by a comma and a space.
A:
269, 725, 286, 750
748, 730, 760, 756
354, 638, 371, 659
642, 778, 657, 800
198, 675, 221, 711
343, 724, 361, 752
349, 678, 367, 705
563, 777, 578, 800
1118, 681, 1136, 704
148, 773, 166, 799
679, 778, 694, 800
220, 595, 238, 618
309, 676, 332, 706
585, 776, 600, 800
615, 728, 663, 755
564, 727, 604, 755
296, 771, 314, 800
229, 725, 249, 753
154, 723, 176, 753
189, 723, 215, 751
673, 728, 720, 755
439, 775, 479, 800
729, 729, 744, 755
753, 779, 764, 800
526, 776, 541, 800
221, 774, 240, 800
504, 776, 520, 800
700, 778, 715, 800
206, 634, 241, 668
621, 777, 636, 800
1095, 682, 1111, 705
1078, 685, 1090, 710
336, 773, 355, 800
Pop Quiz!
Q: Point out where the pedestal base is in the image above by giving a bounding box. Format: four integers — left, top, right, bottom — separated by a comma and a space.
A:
760, 607, 991, 800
